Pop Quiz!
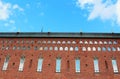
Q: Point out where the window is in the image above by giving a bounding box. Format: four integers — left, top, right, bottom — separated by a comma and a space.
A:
70, 47, 73, 51
2, 56, 10, 70
54, 47, 58, 51
94, 41, 98, 44
112, 58, 118, 73
44, 47, 48, 51
117, 47, 120, 51
64, 47, 68, 51
104, 41, 107, 44
113, 41, 117, 44
109, 41, 112, 44
62, 41, 66, 44
52, 41, 56, 44
75, 58, 80, 72
57, 41, 61, 44
89, 41, 93, 44
59, 47, 63, 51
39, 47, 43, 50
82, 47, 86, 51
84, 41, 88, 44
98, 47, 101, 51
94, 57, 99, 73
99, 41, 103, 44
49, 47, 53, 50
79, 41, 83, 44
107, 47, 111, 51
18, 56, 25, 71
102, 47, 106, 51
112, 47, 116, 51
37, 57, 43, 72
72, 41, 76, 44
87, 47, 91, 51
47, 41, 51, 44
56, 57, 61, 72
75, 47, 79, 51
67, 41, 71, 44
93, 47, 96, 51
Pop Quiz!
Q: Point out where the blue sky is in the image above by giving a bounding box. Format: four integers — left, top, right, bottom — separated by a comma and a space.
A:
0, 0, 120, 32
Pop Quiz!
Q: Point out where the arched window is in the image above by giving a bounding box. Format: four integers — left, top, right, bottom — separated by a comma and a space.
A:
93, 47, 96, 51
82, 47, 86, 51
99, 41, 103, 44
87, 47, 91, 51
107, 47, 111, 51
112, 47, 116, 51
62, 41, 66, 44
54, 47, 58, 51
59, 47, 63, 51
89, 41, 93, 44
75, 47, 79, 51
72, 41, 76, 44
57, 41, 61, 44
84, 41, 88, 44
102, 47, 106, 51
64, 47, 68, 51
18, 56, 25, 71
98, 47, 101, 51
70, 47, 73, 51
93, 57, 99, 73
104, 41, 107, 44
94, 41, 97, 44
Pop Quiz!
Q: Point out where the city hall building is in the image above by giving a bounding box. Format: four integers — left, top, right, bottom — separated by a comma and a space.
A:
0, 32, 120, 79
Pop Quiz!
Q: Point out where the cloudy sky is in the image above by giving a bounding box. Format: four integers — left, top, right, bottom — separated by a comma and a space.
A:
0, 0, 120, 32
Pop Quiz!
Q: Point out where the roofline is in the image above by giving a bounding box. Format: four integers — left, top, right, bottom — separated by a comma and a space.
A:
0, 32, 120, 38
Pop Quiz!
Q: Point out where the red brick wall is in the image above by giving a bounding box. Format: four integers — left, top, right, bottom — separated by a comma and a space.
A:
0, 38, 120, 79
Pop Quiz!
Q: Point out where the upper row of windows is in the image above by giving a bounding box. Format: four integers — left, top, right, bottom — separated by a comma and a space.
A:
0, 40, 118, 45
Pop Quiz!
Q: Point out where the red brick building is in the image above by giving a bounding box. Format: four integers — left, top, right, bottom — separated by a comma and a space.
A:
0, 32, 120, 79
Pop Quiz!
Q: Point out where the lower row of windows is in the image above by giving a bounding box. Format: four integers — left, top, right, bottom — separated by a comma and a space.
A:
2, 56, 119, 73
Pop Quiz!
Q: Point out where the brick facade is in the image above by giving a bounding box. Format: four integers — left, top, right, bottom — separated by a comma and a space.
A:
0, 32, 120, 79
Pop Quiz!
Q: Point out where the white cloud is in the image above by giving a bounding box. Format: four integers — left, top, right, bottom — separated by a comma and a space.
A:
76, 0, 120, 25
0, 0, 24, 21
13, 4, 24, 11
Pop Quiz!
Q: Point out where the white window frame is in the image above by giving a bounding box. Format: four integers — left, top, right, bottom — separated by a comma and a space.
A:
18, 56, 25, 71
37, 57, 43, 72
75, 58, 80, 72
94, 57, 99, 73
56, 57, 61, 72
2, 56, 10, 70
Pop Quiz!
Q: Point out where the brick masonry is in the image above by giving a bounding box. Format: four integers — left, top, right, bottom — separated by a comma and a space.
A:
0, 37, 120, 79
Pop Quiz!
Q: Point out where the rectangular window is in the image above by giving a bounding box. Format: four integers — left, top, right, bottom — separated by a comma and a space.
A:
18, 56, 25, 71
56, 57, 61, 72
75, 58, 80, 72
2, 56, 10, 70
94, 58, 99, 73
112, 59, 119, 73
37, 58, 43, 72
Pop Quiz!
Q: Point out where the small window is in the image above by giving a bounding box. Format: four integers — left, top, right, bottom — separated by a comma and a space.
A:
98, 47, 101, 51
72, 41, 76, 44
62, 41, 66, 44
44, 47, 48, 51
49, 47, 53, 50
84, 41, 88, 44
47, 41, 51, 44
56, 57, 61, 72
70, 47, 73, 51
39, 47, 43, 50
52, 41, 56, 44
113, 41, 117, 44
2, 56, 10, 70
13, 46, 16, 50
57, 41, 61, 44
82, 47, 86, 51
59, 47, 63, 51
87, 47, 91, 51
75, 58, 80, 72
75, 47, 79, 51
112, 58, 119, 73
67, 41, 71, 44
102, 47, 106, 51
89, 41, 93, 44
18, 56, 25, 71
94, 41, 97, 44
117, 47, 120, 51
99, 41, 103, 44
37, 41, 41, 44
93, 47, 96, 51
54, 47, 58, 51
107, 47, 111, 51
37, 57, 43, 72
112, 47, 116, 51
109, 41, 112, 44
64, 47, 68, 51
104, 41, 107, 44
34, 46, 38, 50
94, 57, 99, 73
42, 41, 46, 44
17, 46, 21, 50
79, 41, 83, 44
